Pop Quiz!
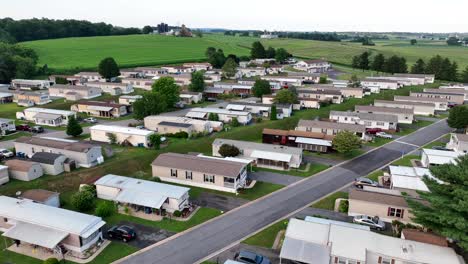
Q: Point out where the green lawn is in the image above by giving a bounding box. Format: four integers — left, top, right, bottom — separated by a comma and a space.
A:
0, 103, 25, 119
311, 192, 349, 210
86, 242, 138, 264
243, 220, 289, 248
252, 163, 330, 177
184, 181, 284, 201
391, 155, 420, 166
396, 120, 434, 136
367, 170, 384, 182
0, 131, 30, 142
421, 134, 449, 149
365, 137, 393, 147
20, 34, 468, 72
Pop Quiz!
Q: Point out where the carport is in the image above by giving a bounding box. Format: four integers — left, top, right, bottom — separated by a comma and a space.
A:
279, 237, 330, 264
3, 222, 68, 252
250, 150, 292, 170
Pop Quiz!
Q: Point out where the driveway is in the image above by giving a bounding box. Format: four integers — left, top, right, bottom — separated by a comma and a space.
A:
294, 207, 352, 222
249, 171, 302, 186
103, 221, 175, 249
117, 119, 451, 264
303, 155, 341, 166
207, 243, 281, 264
192, 193, 249, 212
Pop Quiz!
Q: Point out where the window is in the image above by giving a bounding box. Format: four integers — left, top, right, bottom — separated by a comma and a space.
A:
387, 207, 404, 218
381, 257, 392, 264
376, 122, 385, 126
170, 169, 178, 177
204, 174, 215, 183
364, 121, 372, 126
185, 171, 192, 180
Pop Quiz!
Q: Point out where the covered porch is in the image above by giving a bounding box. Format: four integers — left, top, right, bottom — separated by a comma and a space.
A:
250, 150, 292, 170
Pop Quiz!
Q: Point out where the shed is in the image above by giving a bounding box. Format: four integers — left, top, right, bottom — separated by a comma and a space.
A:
0, 165, 9, 185
19, 189, 60, 207
4, 159, 43, 181
30, 152, 67, 175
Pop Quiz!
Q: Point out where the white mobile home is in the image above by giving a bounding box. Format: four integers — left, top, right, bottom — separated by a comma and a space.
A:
0, 165, 9, 185
373, 100, 435, 116
85, 82, 134, 95
329, 111, 398, 131
11, 79, 51, 90
394, 96, 450, 111
421, 149, 463, 167
355, 105, 414, 124
90, 125, 155, 147
186, 108, 252, 125
16, 108, 76, 127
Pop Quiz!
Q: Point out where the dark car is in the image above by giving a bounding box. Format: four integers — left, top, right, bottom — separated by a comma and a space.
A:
432, 146, 451, 151
366, 128, 383, 135
16, 124, 31, 131
235, 250, 271, 264
31, 126, 44, 133
107, 225, 136, 242
354, 177, 378, 188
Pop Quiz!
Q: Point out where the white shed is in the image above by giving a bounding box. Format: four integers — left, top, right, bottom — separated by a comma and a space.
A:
0, 165, 9, 185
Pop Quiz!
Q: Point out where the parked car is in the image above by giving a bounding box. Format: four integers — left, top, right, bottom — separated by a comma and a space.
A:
0, 149, 14, 158
15, 124, 31, 131
432, 146, 451, 151
135, 125, 145, 129
234, 250, 271, 264
83, 117, 97, 123
353, 177, 378, 188
375, 132, 393, 139
366, 128, 383, 135
31, 126, 44, 133
353, 215, 386, 231
107, 225, 136, 242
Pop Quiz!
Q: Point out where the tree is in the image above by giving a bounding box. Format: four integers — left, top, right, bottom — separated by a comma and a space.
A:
270, 105, 277, 120
411, 59, 426, 74
231, 117, 240, 127
319, 76, 328, 84
12, 55, 36, 79
273, 89, 297, 104
98, 57, 120, 80
152, 77, 180, 107
206, 48, 226, 68
66, 116, 83, 137
275, 48, 290, 63
218, 144, 240, 157
55, 76, 68, 84
95, 201, 115, 217
252, 79, 271, 98
208, 113, 219, 121
358, 51, 370, 70
251, 41, 266, 59
384, 55, 407, 74
410, 39, 417, 45
265, 47, 276, 59
406, 156, 468, 250
222, 57, 238, 78
142, 25, 153, 34
351, 55, 360, 69
461, 66, 468, 83
149, 134, 162, 150
189, 71, 205, 92
348, 74, 361, 88
446, 36, 461, 46
71, 189, 96, 212
332, 131, 361, 154
447, 105, 468, 131
132, 92, 168, 120
370, 53, 385, 72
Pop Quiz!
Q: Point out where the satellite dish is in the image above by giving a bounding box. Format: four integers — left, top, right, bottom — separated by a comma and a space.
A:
16, 191, 22, 197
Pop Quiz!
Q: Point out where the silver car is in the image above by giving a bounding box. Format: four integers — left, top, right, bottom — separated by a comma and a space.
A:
353, 215, 386, 230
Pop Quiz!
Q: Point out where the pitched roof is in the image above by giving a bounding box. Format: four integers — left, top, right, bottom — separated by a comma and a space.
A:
74, 100, 125, 108
349, 188, 409, 207
152, 153, 246, 178
330, 111, 398, 123
20, 189, 59, 203
15, 137, 98, 153
262, 128, 334, 140
4, 159, 38, 172
401, 229, 448, 247
49, 84, 96, 91
31, 152, 64, 165
374, 99, 434, 107
213, 138, 303, 155
355, 105, 414, 114
297, 120, 366, 133
453, 133, 468, 142
394, 96, 450, 103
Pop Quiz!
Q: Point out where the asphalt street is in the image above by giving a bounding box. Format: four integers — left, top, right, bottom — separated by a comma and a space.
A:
116, 119, 451, 264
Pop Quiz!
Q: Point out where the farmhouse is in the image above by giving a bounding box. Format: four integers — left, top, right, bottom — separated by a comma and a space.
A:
293, 59, 332, 73
14, 137, 104, 168
410, 91, 465, 105
74, 71, 106, 82
95, 174, 190, 214
0, 165, 8, 185
0, 118, 16, 135
262, 128, 334, 153
186, 107, 252, 124
179, 91, 203, 104
0, 92, 13, 104
373, 99, 435, 116
120, 78, 154, 90
213, 138, 303, 170
329, 111, 398, 131
4, 159, 43, 181
152, 153, 248, 193
11, 79, 51, 90
0, 196, 106, 259
144, 115, 223, 134
282, 214, 460, 264
446, 133, 468, 153
424, 88, 468, 101
90, 125, 155, 147
16, 108, 76, 127
355, 105, 414, 124
420, 148, 462, 167
11, 91, 51, 106
71, 101, 128, 118
296, 119, 368, 140
394, 96, 450, 111
19, 189, 60, 207
30, 152, 67, 176
226, 102, 292, 119
48, 84, 102, 101
85, 82, 133, 95
296, 89, 343, 104
361, 78, 400, 90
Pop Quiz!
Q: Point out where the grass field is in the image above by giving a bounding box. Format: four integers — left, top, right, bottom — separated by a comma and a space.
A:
20, 34, 468, 72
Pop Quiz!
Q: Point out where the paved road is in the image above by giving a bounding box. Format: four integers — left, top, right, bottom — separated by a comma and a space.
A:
117, 119, 451, 264
303, 155, 341, 166
249, 171, 302, 186
192, 193, 249, 212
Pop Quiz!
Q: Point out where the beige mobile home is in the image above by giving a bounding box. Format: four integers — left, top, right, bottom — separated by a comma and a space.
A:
329, 111, 398, 131
144, 115, 222, 134
85, 82, 133, 95
71, 101, 128, 118
186, 108, 252, 124
121, 78, 154, 90
355, 105, 414, 124
410, 91, 465, 105
394, 96, 450, 111
11, 91, 51, 106
48, 84, 102, 100
446, 133, 468, 153
16, 108, 76, 127
11, 79, 51, 90
4, 159, 43, 181
373, 99, 435, 116
424, 88, 468, 100
296, 119, 368, 140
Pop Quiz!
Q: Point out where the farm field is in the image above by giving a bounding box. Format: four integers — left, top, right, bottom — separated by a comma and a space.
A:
20, 34, 468, 72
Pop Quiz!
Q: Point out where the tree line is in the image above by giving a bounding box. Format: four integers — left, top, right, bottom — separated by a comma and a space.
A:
351, 51, 468, 82
0, 42, 41, 83
0, 17, 142, 43
276, 32, 343, 42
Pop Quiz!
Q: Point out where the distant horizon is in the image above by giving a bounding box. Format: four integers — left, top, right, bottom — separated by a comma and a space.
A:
2, 0, 468, 34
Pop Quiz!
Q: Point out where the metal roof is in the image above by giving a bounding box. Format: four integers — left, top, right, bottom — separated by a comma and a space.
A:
295, 137, 332, 147
3, 222, 68, 249
31, 152, 64, 165
251, 150, 292, 162
90, 125, 154, 136
213, 138, 303, 155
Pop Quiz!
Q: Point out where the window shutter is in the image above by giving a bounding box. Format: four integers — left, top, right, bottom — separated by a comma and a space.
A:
378, 257, 382, 264
387, 207, 391, 216
401, 209, 404, 218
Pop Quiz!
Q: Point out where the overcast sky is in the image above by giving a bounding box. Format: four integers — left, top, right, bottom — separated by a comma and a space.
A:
2, 0, 467, 33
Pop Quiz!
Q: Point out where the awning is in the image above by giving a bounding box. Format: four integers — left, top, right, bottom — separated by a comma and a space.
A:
33, 113, 62, 120
3, 222, 68, 249
115, 189, 167, 209
87, 105, 114, 111
280, 237, 330, 264
179, 94, 193, 99
226, 105, 246, 111
186, 111, 207, 119
250, 150, 292, 162
295, 137, 332, 147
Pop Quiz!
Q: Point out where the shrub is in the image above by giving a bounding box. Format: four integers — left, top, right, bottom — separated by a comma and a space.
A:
218, 144, 240, 157
71, 190, 96, 212
256, 117, 262, 123
43, 258, 59, 264
164, 131, 189, 138
173, 210, 182, 217
231, 117, 240, 127
338, 200, 349, 213
95, 201, 116, 217
80, 185, 97, 197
